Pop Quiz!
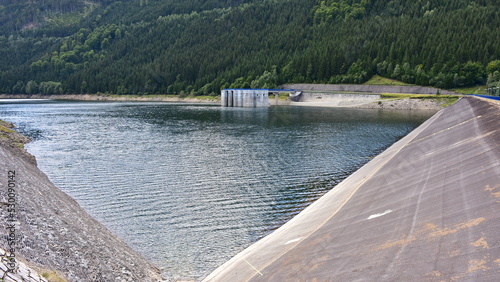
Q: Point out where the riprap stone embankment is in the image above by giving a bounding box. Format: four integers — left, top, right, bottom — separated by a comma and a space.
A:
0, 122, 163, 281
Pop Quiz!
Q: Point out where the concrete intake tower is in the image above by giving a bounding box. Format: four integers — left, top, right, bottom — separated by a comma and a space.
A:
221, 89, 270, 107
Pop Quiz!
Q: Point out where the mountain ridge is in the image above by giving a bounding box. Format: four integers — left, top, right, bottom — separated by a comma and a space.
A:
0, 0, 499, 95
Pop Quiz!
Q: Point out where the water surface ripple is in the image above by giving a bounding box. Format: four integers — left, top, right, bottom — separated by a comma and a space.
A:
0, 100, 434, 280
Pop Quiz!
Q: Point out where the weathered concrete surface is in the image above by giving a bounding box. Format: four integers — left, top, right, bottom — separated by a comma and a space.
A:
205, 96, 500, 281
221, 89, 270, 107
283, 83, 459, 95
0, 123, 163, 281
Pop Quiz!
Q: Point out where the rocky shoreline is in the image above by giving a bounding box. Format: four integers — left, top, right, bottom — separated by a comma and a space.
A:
0, 93, 456, 110
288, 97, 454, 110
0, 121, 164, 281
356, 98, 450, 110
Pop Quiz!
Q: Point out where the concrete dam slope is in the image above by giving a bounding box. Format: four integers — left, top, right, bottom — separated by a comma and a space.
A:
0, 124, 162, 281
283, 83, 459, 95
205, 96, 500, 281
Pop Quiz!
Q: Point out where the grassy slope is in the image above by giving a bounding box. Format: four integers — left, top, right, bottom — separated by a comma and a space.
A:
364, 75, 413, 86
365, 75, 482, 105
451, 86, 488, 95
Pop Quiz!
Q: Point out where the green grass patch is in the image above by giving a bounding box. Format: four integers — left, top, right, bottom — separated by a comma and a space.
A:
271, 92, 291, 100
380, 93, 460, 107
364, 75, 413, 86
0, 119, 26, 149
41, 271, 67, 282
440, 97, 460, 107
0, 124, 15, 133
450, 85, 487, 95
380, 93, 460, 99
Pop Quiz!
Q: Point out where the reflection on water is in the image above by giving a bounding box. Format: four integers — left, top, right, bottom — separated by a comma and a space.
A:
0, 100, 434, 280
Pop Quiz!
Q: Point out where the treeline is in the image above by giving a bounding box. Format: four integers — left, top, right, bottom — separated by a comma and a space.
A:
0, 0, 499, 95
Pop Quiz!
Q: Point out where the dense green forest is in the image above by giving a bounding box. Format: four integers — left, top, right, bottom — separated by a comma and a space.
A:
0, 0, 499, 95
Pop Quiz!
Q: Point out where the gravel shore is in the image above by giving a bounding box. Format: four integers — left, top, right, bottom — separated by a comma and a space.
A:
0, 94, 455, 110
356, 98, 449, 110
0, 94, 218, 104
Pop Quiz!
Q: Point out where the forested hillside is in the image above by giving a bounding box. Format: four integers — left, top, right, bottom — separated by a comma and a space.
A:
0, 0, 499, 95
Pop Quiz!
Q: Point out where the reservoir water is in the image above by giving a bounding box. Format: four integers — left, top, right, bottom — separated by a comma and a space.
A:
0, 100, 434, 280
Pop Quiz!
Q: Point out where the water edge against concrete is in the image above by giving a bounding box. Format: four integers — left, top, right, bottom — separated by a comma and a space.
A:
205, 96, 500, 281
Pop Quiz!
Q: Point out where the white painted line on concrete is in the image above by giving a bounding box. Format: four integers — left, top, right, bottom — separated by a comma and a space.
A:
243, 258, 263, 276
284, 237, 303, 245
367, 209, 393, 220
